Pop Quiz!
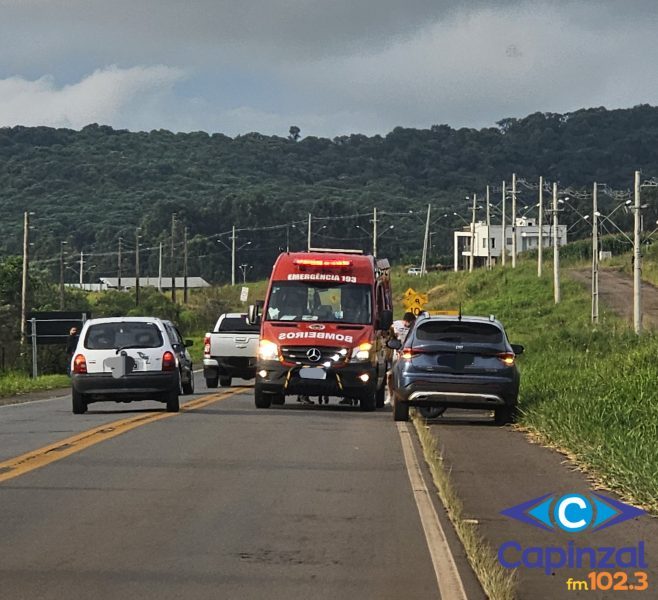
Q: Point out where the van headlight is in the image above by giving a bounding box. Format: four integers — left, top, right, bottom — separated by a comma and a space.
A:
352, 342, 373, 362
258, 340, 279, 361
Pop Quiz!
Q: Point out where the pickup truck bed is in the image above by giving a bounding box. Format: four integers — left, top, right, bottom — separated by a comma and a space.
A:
203, 313, 259, 387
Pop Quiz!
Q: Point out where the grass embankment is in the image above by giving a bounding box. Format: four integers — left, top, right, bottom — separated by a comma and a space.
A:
409, 260, 658, 512
0, 372, 70, 399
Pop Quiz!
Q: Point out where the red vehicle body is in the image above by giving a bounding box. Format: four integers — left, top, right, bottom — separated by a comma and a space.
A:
251, 250, 393, 410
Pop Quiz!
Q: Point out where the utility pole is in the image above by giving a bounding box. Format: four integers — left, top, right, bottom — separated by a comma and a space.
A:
183, 227, 189, 303
307, 213, 312, 251
372, 207, 378, 257
469, 194, 477, 272
79, 251, 84, 288
592, 182, 599, 324
135, 228, 140, 306
59, 241, 67, 310
231, 225, 236, 286
117, 236, 123, 291
158, 242, 163, 292
512, 173, 517, 268
501, 181, 506, 267
20, 211, 30, 347
170, 214, 177, 303
633, 170, 642, 334
286, 225, 290, 253
553, 182, 560, 304
487, 186, 491, 270
538, 176, 544, 277
420, 204, 431, 275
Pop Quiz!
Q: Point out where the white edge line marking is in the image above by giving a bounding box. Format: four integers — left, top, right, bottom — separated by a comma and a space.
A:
397, 421, 468, 600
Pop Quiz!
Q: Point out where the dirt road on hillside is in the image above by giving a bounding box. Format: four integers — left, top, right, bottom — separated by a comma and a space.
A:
570, 268, 658, 328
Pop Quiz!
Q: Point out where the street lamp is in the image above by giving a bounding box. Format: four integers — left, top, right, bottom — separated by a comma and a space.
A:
238, 263, 253, 283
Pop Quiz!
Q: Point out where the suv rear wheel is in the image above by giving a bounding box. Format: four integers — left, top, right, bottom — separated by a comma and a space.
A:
206, 377, 218, 388
494, 404, 516, 426
220, 376, 232, 387
393, 399, 409, 422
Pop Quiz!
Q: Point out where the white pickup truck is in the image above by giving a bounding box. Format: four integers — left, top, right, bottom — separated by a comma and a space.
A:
203, 313, 260, 388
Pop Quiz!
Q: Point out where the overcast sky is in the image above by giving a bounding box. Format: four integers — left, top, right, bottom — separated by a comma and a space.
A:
1, 0, 657, 138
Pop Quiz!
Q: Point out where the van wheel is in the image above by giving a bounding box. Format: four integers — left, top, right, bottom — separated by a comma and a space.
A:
360, 392, 376, 412
72, 389, 88, 414
166, 390, 180, 413
393, 399, 409, 422
375, 379, 386, 409
219, 376, 232, 388
271, 393, 285, 405
206, 377, 218, 388
182, 371, 195, 395
255, 386, 272, 409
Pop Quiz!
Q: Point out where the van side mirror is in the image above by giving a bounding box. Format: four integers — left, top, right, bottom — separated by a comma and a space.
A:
248, 301, 263, 326
379, 309, 393, 331
511, 344, 524, 355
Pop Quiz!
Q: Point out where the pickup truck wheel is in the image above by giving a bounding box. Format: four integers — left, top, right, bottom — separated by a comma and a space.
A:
72, 389, 88, 414
182, 370, 195, 395
393, 398, 409, 422
165, 390, 180, 413
219, 376, 232, 388
254, 387, 272, 409
206, 377, 219, 388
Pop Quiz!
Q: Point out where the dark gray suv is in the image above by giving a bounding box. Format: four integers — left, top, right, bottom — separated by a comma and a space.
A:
388, 315, 523, 425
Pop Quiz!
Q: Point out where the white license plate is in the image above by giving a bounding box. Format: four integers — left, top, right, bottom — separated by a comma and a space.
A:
299, 368, 326, 380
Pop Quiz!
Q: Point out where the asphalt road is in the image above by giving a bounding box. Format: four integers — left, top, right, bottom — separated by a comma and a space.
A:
0, 374, 482, 600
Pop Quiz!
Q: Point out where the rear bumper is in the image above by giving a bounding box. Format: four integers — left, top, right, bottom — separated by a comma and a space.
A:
203, 356, 256, 379
72, 371, 178, 401
256, 360, 378, 400
396, 374, 518, 409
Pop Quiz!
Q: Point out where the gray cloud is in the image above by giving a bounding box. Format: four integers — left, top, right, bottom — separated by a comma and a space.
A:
0, 1, 657, 136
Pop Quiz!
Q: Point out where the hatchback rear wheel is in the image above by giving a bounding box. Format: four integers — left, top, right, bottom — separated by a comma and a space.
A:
72, 389, 88, 414
165, 389, 180, 413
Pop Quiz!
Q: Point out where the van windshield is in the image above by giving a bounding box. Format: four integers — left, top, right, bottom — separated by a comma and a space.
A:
265, 282, 372, 324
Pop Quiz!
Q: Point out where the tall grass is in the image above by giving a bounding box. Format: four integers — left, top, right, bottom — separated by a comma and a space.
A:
0, 372, 70, 398
401, 259, 658, 511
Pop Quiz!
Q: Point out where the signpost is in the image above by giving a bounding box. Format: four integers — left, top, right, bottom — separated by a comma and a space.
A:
240, 287, 249, 303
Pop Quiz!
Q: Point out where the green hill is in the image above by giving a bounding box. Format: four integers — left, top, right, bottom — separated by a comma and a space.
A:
1, 105, 658, 284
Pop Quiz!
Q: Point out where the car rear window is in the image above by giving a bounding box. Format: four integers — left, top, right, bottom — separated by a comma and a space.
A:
217, 317, 259, 332
415, 321, 504, 344
85, 322, 164, 349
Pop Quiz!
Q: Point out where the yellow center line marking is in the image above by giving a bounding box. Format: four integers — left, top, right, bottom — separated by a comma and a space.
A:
0, 387, 248, 484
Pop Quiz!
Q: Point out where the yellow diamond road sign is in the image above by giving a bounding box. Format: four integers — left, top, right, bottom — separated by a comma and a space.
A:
402, 288, 428, 316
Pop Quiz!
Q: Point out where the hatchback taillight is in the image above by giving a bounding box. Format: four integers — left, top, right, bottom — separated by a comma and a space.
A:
204, 334, 211, 357
497, 352, 515, 366
162, 351, 176, 371
73, 354, 87, 374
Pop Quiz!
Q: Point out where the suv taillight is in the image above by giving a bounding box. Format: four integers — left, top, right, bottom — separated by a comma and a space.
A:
497, 352, 515, 366
162, 351, 176, 371
73, 354, 87, 374
204, 334, 211, 357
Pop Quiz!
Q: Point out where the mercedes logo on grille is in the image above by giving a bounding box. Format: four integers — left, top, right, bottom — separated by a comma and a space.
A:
306, 348, 322, 362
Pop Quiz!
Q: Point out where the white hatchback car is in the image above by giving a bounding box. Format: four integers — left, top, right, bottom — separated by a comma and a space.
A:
407, 267, 422, 276
70, 317, 194, 414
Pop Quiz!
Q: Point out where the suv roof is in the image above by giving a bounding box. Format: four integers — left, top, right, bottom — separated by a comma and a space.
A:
415, 314, 505, 329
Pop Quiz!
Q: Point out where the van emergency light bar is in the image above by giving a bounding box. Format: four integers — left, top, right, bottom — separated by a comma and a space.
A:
307, 247, 364, 255
293, 259, 353, 267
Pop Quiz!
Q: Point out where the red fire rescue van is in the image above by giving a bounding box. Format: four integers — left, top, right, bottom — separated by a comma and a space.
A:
249, 249, 393, 410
